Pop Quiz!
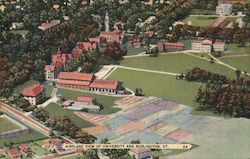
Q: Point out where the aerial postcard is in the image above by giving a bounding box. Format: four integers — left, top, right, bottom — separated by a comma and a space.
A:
0, 0, 249, 159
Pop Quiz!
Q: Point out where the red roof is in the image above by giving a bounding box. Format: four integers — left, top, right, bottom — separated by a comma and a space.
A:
146, 31, 154, 37
58, 72, 95, 82
219, 0, 245, 4
100, 31, 121, 36
9, 148, 22, 158
78, 42, 97, 51
50, 138, 62, 145
23, 84, 45, 97
45, 61, 63, 71
164, 42, 184, 47
89, 79, 119, 89
19, 144, 30, 151
58, 79, 90, 86
130, 148, 151, 154
89, 37, 100, 43
76, 96, 95, 103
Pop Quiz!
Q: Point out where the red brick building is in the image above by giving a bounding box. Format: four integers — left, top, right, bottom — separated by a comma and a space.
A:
23, 84, 46, 105
57, 72, 122, 94
157, 41, 185, 52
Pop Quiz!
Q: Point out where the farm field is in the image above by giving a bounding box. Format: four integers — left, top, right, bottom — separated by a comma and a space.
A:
220, 56, 250, 73
183, 15, 217, 27
44, 103, 94, 128
121, 54, 236, 79
107, 68, 217, 116
0, 117, 20, 133
57, 88, 121, 114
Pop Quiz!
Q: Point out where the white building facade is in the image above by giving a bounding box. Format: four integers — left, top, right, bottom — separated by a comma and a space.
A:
216, 4, 233, 15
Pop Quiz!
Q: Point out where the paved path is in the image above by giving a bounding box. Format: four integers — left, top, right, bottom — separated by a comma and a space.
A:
117, 65, 180, 76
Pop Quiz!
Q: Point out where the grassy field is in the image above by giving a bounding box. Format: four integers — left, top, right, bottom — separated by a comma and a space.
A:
183, 15, 217, 27
121, 54, 236, 79
0, 117, 20, 133
0, 114, 47, 146
220, 56, 250, 73
224, 43, 250, 55
190, 9, 215, 15
57, 88, 121, 114
29, 142, 49, 156
108, 68, 218, 116
44, 103, 94, 128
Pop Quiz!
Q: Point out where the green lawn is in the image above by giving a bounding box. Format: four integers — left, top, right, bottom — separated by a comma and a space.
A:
10, 30, 29, 36
108, 68, 217, 116
220, 56, 250, 73
0, 117, 20, 133
183, 15, 217, 27
0, 114, 47, 146
190, 9, 215, 15
29, 142, 48, 156
44, 103, 94, 128
121, 54, 236, 79
224, 43, 250, 55
57, 88, 121, 114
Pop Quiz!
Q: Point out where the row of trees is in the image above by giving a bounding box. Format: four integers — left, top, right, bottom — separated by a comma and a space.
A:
32, 108, 96, 143
196, 78, 250, 118
185, 67, 229, 84
171, 23, 250, 46
8, 94, 37, 112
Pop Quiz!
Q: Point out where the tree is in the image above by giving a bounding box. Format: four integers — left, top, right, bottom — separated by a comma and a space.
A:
235, 69, 241, 80
83, 149, 99, 159
104, 42, 127, 60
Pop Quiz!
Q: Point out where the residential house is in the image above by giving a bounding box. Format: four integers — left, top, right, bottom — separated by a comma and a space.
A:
129, 148, 152, 159
23, 84, 45, 105
8, 148, 22, 159
216, 4, 233, 15
49, 138, 64, 152
157, 41, 185, 52
19, 144, 33, 156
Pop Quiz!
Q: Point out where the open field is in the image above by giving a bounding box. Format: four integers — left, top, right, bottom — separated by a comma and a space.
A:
120, 54, 236, 79
183, 15, 217, 27
57, 88, 121, 114
108, 68, 218, 116
224, 43, 250, 55
44, 103, 94, 128
220, 56, 250, 73
29, 142, 49, 156
0, 117, 20, 133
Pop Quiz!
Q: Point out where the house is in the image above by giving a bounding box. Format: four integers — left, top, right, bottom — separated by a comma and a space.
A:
45, 62, 64, 81
76, 96, 96, 105
0, 148, 5, 158
192, 39, 225, 53
8, 148, 22, 159
19, 144, 33, 156
216, 4, 233, 15
49, 138, 64, 152
23, 84, 45, 105
38, 19, 60, 31
77, 42, 97, 52
89, 79, 122, 95
58, 72, 95, 90
218, 0, 245, 4
100, 30, 125, 44
129, 148, 152, 159
157, 41, 185, 52
128, 38, 142, 48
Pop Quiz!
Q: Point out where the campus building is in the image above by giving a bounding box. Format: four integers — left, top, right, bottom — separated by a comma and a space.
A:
100, 30, 125, 44
23, 84, 45, 105
157, 41, 185, 52
129, 148, 152, 159
191, 39, 225, 53
57, 72, 123, 94
45, 62, 64, 81
38, 19, 60, 31
216, 4, 233, 15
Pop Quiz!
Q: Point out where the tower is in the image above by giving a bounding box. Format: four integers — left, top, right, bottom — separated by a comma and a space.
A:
104, 11, 110, 32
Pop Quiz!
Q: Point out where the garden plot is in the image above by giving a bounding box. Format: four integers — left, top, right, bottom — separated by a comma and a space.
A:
82, 125, 109, 136
154, 124, 179, 137
75, 112, 110, 125
166, 128, 192, 141
145, 121, 167, 131
114, 120, 145, 134
105, 116, 131, 130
